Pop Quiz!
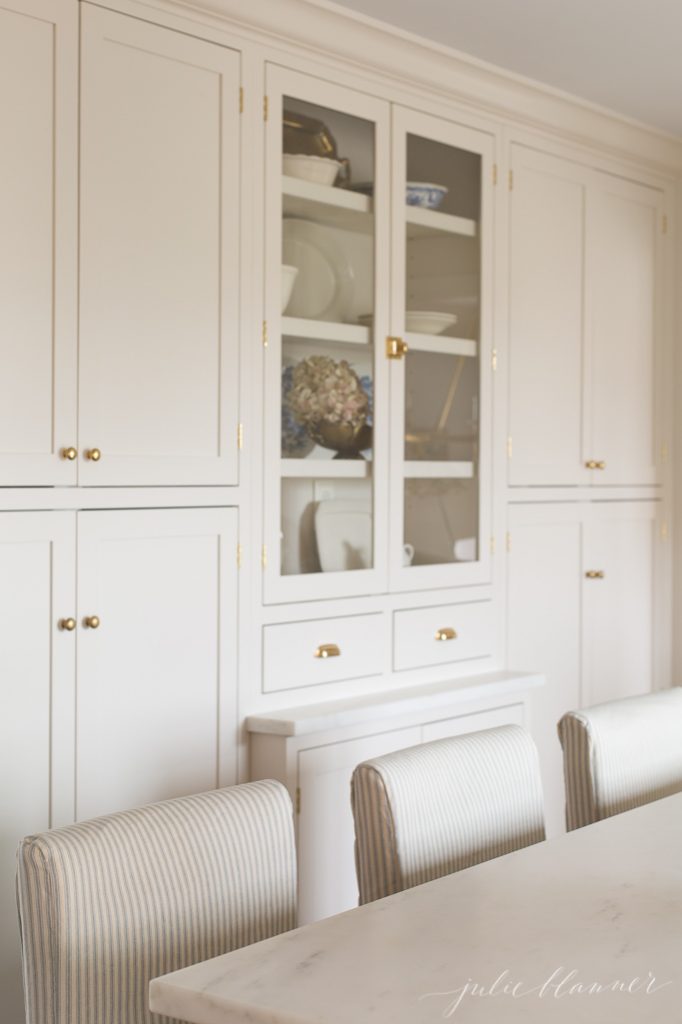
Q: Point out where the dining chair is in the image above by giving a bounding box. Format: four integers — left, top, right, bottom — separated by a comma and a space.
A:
16, 779, 296, 1024
558, 686, 682, 831
351, 724, 545, 905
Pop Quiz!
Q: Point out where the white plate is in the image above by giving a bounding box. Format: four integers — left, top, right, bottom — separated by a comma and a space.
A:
315, 498, 372, 572
406, 311, 458, 335
282, 219, 355, 322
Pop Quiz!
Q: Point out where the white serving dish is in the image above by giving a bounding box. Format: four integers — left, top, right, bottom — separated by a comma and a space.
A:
314, 499, 372, 572
281, 264, 299, 313
405, 311, 458, 335
283, 154, 341, 186
282, 219, 354, 321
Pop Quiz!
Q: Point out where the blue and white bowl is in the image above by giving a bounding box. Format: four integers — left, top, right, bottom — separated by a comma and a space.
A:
406, 182, 448, 209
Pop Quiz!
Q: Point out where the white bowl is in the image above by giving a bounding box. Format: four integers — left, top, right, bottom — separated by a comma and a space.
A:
406, 311, 458, 335
281, 264, 299, 313
283, 154, 341, 187
406, 182, 448, 209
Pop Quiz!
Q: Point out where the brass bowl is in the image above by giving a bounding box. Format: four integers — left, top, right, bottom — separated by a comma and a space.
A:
309, 421, 372, 459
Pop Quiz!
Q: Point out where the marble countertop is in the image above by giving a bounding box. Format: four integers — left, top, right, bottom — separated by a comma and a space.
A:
150, 794, 681, 1023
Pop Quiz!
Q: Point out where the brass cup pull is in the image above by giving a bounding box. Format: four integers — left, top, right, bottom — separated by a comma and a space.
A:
315, 643, 340, 659
435, 627, 457, 641
585, 570, 605, 580
60, 447, 77, 461
58, 617, 76, 631
386, 336, 408, 360
85, 448, 101, 462
83, 615, 101, 629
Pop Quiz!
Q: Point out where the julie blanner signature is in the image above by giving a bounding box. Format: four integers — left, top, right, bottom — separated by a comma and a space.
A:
420, 968, 673, 1016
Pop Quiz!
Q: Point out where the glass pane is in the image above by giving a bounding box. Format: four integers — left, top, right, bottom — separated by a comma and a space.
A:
404, 478, 478, 567
279, 96, 376, 577
402, 132, 482, 568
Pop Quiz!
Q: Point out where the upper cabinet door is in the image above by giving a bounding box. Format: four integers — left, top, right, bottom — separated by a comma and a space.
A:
263, 65, 390, 603
0, 0, 77, 485
588, 175, 663, 486
79, 7, 241, 486
508, 146, 590, 487
389, 107, 494, 590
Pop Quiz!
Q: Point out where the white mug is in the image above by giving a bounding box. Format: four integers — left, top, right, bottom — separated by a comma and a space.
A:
453, 537, 476, 562
403, 542, 415, 566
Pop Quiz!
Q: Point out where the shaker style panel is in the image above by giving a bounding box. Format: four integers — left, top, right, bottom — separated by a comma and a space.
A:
79, 7, 241, 485
393, 600, 493, 672
0, 0, 77, 486
263, 613, 384, 692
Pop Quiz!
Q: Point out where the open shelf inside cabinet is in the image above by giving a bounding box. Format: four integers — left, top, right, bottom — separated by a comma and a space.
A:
403, 461, 474, 479
283, 176, 373, 232
406, 206, 477, 239
281, 459, 371, 479
282, 317, 371, 346
405, 333, 477, 358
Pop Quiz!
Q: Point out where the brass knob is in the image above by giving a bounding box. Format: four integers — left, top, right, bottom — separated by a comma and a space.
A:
83, 615, 101, 629
585, 460, 597, 469
435, 627, 457, 641
585, 570, 605, 580
596, 461, 606, 470
386, 336, 408, 360
60, 447, 77, 461
58, 617, 76, 631
85, 448, 101, 462
314, 643, 340, 659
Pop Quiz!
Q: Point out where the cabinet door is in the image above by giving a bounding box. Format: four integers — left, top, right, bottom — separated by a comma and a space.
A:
589, 176, 663, 485
0, 512, 75, 1024
422, 703, 524, 743
507, 504, 584, 837
583, 502, 657, 705
297, 726, 421, 924
76, 507, 238, 820
390, 107, 494, 589
0, 0, 77, 485
508, 146, 589, 486
79, 7, 240, 486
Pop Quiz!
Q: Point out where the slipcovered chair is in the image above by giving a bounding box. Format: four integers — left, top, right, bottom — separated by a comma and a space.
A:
558, 687, 682, 831
16, 780, 296, 1024
351, 724, 545, 905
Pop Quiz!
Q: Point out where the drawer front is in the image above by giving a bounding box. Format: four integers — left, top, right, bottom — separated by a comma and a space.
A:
393, 601, 493, 672
263, 614, 384, 693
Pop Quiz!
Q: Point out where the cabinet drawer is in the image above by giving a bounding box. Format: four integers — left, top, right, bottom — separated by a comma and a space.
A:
263, 614, 384, 693
393, 601, 492, 672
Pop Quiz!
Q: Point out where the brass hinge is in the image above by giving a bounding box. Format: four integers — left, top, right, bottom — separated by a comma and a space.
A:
262, 320, 268, 347
263, 95, 269, 121
492, 163, 498, 186
507, 435, 513, 459
490, 536, 496, 555
508, 169, 514, 191
506, 531, 512, 553
491, 348, 498, 372
237, 423, 244, 450
239, 86, 244, 114
236, 543, 242, 568
661, 521, 669, 542
662, 213, 668, 235
261, 544, 267, 569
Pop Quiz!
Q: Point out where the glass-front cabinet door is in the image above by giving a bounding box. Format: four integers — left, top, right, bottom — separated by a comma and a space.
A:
388, 107, 494, 590
263, 66, 390, 602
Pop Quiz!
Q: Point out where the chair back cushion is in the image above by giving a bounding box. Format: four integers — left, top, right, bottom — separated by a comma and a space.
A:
558, 687, 682, 830
17, 780, 296, 1024
351, 724, 545, 904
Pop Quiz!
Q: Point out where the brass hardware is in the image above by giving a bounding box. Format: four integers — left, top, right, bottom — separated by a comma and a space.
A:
585, 460, 597, 469
435, 627, 457, 642
508, 169, 514, 191
83, 615, 101, 629
236, 543, 243, 568
85, 448, 101, 462
295, 787, 301, 815
60, 446, 77, 461
237, 423, 244, 450
490, 536, 496, 555
314, 643, 341, 659
491, 348, 498, 372
261, 545, 267, 569
585, 570, 605, 580
263, 95, 268, 121
262, 320, 268, 348
386, 336, 408, 360
492, 164, 498, 186
239, 86, 244, 113
596, 461, 606, 470
58, 617, 76, 632
507, 436, 513, 459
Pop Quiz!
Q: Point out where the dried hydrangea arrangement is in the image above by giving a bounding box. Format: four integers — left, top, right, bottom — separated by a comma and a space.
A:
288, 356, 368, 429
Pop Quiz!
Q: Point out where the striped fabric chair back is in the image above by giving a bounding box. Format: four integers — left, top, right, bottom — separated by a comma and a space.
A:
351, 725, 545, 905
16, 780, 296, 1024
558, 687, 682, 831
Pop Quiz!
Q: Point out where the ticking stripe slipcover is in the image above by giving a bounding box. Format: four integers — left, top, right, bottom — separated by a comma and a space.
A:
558, 687, 682, 831
16, 780, 296, 1024
351, 725, 546, 905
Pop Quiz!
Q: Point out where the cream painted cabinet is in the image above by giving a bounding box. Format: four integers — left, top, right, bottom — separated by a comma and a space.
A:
507, 501, 659, 837
79, 6, 241, 486
508, 145, 664, 487
0, 512, 75, 1024
0, 0, 77, 486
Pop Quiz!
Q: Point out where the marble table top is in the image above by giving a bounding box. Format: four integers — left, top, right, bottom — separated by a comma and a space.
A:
150, 794, 682, 1023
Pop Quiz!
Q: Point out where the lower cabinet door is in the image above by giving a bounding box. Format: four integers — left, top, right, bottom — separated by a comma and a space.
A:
0, 511, 75, 1024
75, 507, 237, 820
296, 726, 421, 924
